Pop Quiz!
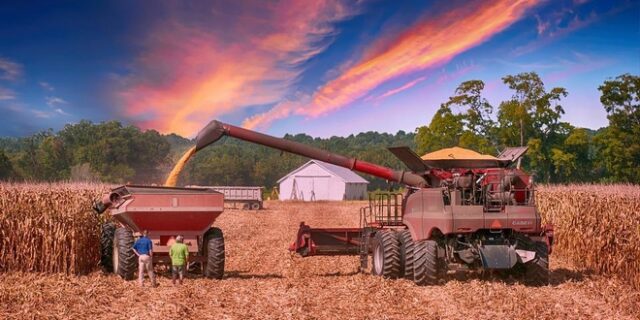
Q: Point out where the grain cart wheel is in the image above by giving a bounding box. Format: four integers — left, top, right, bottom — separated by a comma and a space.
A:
398, 230, 415, 279
525, 241, 550, 286
100, 222, 116, 272
413, 240, 440, 285
371, 230, 401, 278
204, 227, 225, 279
113, 227, 137, 280
250, 202, 261, 210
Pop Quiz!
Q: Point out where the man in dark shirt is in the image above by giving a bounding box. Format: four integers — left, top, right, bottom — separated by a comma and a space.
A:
132, 230, 156, 287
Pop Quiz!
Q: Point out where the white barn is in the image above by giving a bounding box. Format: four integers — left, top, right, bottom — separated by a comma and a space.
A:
278, 160, 369, 201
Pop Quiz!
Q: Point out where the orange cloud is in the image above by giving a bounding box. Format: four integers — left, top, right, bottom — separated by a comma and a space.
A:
243, 0, 540, 129
117, 1, 355, 136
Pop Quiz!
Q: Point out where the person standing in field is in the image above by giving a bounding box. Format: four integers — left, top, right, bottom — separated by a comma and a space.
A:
169, 235, 189, 286
132, 230, 157, 287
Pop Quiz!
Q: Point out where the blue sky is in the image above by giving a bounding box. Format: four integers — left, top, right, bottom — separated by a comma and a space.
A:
0, 0, 638, 137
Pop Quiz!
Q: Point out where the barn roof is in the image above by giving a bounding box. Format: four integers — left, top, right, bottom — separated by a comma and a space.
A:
277, 160, 369, 184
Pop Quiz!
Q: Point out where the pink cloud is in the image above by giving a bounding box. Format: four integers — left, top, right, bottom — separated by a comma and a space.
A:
116, 1, 357, 136
243, 0, 541, 130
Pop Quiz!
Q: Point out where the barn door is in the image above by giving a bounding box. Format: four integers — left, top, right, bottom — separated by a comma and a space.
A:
295, 176, 330, 201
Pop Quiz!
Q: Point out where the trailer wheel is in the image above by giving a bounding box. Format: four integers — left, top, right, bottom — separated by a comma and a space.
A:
242, 203, 250, 210
250, 202, 261, 210
525, 241, 550, 286
100, 222, 116, 272
398, 230, 415, 279
413, 240, 440, 285
204, 227, 225, 279
371, 230, 401, 278
113, 227, 137, 280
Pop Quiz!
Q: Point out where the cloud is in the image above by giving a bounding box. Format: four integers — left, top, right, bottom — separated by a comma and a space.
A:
0, 87, 15, 100
45, 96, 67, 107
0, 57, 22, 81
39, 82, 54, 91
117, 0, 358, 136
243, 0, 540, 129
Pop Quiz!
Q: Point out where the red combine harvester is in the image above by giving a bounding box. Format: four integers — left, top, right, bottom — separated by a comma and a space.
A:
194, 120, 554, 285
94, 185, 226, 280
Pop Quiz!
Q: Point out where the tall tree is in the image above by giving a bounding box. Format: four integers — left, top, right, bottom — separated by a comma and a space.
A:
497, 72, 569, 181
595, 73, 640, 182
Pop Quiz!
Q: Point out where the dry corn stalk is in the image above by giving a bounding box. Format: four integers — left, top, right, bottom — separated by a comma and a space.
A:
537, 184, 640, 289
0, 183, 109, 275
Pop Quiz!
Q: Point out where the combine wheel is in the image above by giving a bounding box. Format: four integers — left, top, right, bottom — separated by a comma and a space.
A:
413, 240, 440, 285
113, 227, 137, 280
371, 230, 401, 278
398, 230, 415, 279
99, 222, 116, 272
525, 241, 550, 285
204, 227, 225, 279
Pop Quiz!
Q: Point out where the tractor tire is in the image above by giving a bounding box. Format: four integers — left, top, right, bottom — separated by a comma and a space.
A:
100, 222, 116, 272
413, 240, 440, 286
371, 230, 401, 278
113, 227, 137, 280
525, 241, 550, 286
250, 202, 261, 210
204, 227, 225, 279
398, 230, 415, 280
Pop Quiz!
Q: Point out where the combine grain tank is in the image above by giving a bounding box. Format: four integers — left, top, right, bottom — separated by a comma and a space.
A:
94, 185, 226, 280
194, 120, 554, 286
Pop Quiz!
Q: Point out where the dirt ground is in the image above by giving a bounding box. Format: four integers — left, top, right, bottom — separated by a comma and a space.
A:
1, 201, 638, 320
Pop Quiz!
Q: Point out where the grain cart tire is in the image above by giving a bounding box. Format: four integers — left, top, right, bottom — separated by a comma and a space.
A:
398, 230, 415, 279
100, 222, 116, 272
204, 227, 225, 279
113, 227, 137, 280
413, 240, 440, 286
250, 202, 261, 210
371, 230, 401, 278
525, 241, 550, 286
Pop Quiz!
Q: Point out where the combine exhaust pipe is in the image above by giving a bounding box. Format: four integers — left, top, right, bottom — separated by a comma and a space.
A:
195, 120, 427, 188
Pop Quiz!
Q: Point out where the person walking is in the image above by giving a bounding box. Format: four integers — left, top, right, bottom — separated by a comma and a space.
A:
132, 230, 157, 287
169, 235, 189, 286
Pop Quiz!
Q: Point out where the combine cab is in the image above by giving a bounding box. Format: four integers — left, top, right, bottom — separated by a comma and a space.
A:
94, 185, 226, 280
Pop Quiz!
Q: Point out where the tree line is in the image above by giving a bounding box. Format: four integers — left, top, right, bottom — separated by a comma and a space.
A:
0, 72, 637, 186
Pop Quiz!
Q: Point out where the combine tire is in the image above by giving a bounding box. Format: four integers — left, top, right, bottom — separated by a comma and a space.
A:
413, 240, 440, 285
371, 230, 401, 278
398, 230, 415, 279
100, 222, 116, 272
113, 227, 137, 280
204, 227, 225, 279
525, 241, 550, 286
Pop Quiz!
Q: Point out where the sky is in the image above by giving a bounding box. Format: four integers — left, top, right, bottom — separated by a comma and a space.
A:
0, 0, 638, 138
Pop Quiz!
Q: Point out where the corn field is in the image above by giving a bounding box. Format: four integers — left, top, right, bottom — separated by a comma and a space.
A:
537, 184, 640, 289
0, 183, 638, 289
0, 183, 109, 275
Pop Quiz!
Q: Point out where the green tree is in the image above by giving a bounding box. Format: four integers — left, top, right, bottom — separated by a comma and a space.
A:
415, 105, 464, 155
0, 149, 14, 179
595, 74, 640, 182
497, 72, 570, 181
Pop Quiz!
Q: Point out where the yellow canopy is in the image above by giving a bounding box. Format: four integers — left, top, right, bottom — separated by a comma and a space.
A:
421, 147, 497, 161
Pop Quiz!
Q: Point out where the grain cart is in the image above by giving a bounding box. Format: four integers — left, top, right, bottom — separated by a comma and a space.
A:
93, 185, 226, 280
194, 120, 554, 285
